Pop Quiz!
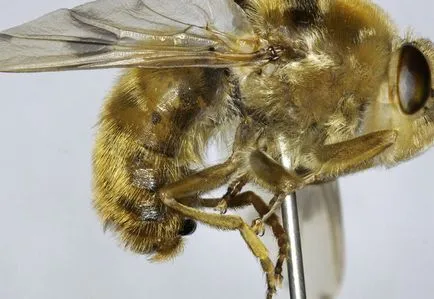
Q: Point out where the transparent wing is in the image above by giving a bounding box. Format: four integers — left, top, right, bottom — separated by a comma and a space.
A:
297, 181, 345, 298
0, 0, 267, 72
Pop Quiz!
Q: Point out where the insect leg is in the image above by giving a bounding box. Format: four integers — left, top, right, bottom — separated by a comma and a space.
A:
316, 130, 398, 177
247, 130, 397, 228
214, 176, 248, 214
249, 149, 306, 219
158, 162, 277, 298
199, 191, 289, 285
226, 191, 289, 286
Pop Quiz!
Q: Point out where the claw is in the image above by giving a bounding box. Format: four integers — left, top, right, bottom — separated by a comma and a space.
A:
275, 273, 283, 288
214, 200, 228, 214
266, 286, 277, 299
274, 264, 284, 287
251, 218, 265, 236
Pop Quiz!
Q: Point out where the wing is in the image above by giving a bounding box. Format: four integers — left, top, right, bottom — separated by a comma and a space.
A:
296, 181, 345, 297
0, 0, 268, 73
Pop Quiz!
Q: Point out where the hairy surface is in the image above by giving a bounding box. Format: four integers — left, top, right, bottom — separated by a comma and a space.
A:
2, 0, 434, 298
91, 0, 434, 266
238, 0, 434, 173
93, 68, 238, 260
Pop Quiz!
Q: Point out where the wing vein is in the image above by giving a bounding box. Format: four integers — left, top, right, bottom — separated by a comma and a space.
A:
0, 0, 266, 73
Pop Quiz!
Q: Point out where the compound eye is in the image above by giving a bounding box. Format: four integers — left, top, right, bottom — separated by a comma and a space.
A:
398, 44, 431, 114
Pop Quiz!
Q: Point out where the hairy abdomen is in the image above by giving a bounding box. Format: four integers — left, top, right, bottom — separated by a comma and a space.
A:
92, 68, 235, 260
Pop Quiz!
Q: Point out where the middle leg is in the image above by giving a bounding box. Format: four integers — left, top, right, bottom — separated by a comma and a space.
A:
225, 191, 290, 286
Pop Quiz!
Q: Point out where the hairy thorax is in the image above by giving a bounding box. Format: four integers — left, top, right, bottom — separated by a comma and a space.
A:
237, 0, 395, 170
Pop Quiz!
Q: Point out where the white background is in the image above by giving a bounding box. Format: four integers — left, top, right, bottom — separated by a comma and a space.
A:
0, 1, 433, 299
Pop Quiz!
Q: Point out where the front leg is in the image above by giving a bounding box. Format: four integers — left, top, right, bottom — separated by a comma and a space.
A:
316, 130, 397, 178
247, 130, 397, 222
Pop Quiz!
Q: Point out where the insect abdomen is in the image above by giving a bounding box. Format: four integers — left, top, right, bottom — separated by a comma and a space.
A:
92, 68, 234, 260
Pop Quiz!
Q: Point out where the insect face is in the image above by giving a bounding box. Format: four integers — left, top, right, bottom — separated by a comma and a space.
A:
364, 38, 434, 165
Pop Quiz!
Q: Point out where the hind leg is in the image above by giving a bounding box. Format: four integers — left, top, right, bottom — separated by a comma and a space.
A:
203, 191, 289, 286
158, 161, 277, 299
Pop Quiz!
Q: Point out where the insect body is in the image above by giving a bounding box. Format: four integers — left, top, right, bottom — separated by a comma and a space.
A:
1, 0, 433, 298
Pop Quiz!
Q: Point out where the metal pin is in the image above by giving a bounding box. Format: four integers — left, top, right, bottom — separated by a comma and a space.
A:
279, 138, 307, 299
279, 137, 344, 299
282, 193, 307, 299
